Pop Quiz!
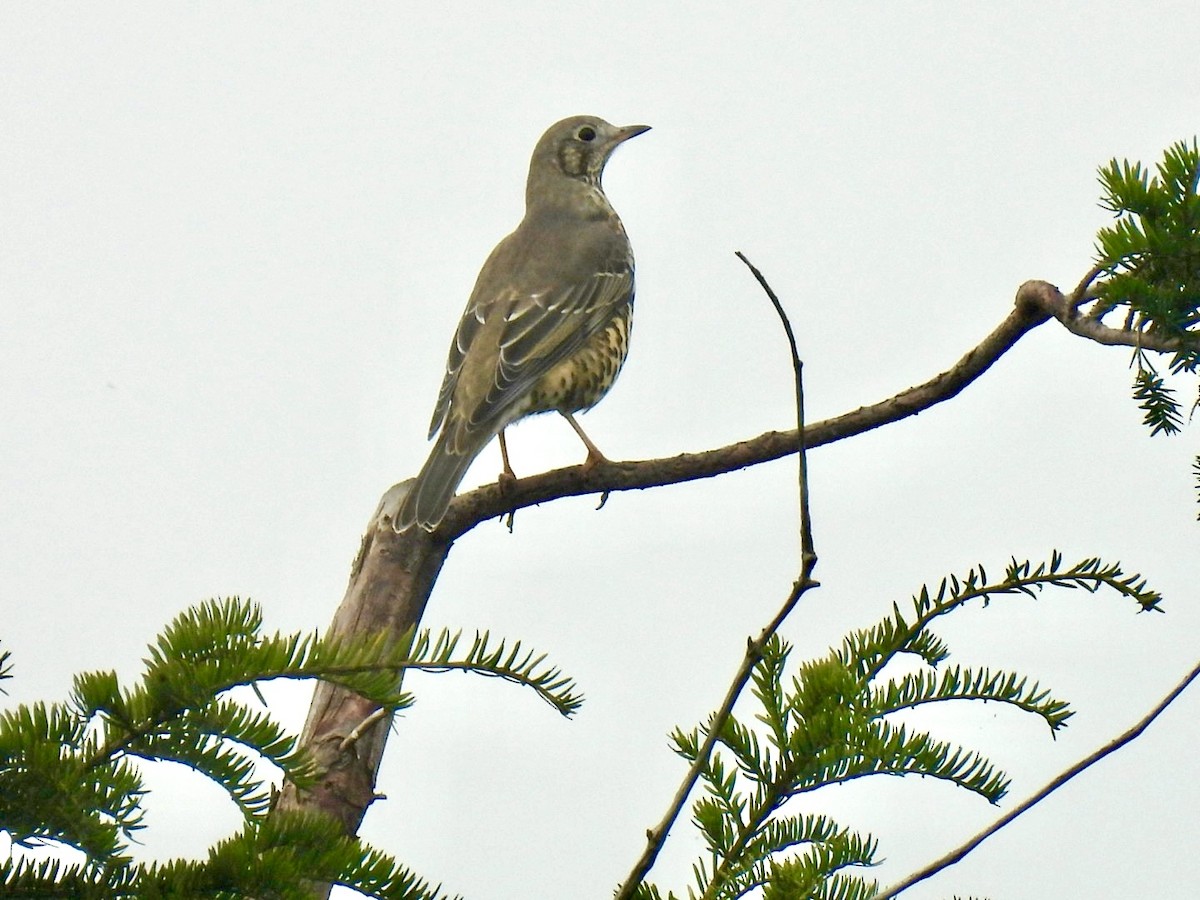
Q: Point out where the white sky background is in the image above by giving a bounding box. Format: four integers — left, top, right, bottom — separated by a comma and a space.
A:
3, 2, 1199, 898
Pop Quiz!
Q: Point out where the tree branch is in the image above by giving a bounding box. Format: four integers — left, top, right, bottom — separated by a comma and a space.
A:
613, 255, 821, 899
274, 275, 1172, 895
871, 657, 1200, 899
1052, 270, 1200, 351
273, 482, 448, 844
439, 280, 1059, 538
616, 578, 814, 900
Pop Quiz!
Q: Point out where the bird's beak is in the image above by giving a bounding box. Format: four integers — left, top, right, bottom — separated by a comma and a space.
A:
614, 124, 652, 144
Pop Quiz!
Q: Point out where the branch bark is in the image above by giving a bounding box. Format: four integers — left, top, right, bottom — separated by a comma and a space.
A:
273, 484, 450, 837
273, 276, 1167, 889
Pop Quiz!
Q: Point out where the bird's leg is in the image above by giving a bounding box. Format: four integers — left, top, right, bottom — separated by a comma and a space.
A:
560, 411, 614, 511
560, 412, 610, 467
497, 429, 517, 481
497, 428, 519, 532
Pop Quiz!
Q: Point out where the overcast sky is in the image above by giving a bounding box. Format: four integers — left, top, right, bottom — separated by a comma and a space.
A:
4, 3, 1199, 898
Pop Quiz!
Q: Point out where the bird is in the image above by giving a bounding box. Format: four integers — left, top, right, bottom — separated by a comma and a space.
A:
394, 115, 650, 532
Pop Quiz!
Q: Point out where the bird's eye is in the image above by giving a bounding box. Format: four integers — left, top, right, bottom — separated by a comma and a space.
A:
577, 126, 597, 142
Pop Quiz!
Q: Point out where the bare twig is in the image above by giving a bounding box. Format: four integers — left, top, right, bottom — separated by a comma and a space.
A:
871, 658, 1200, 899
735, 251, 815, 566
338, 707, 391, 753
1068, 263, 1107, 311
615, 254, 821, 899
614, 580, 811, 900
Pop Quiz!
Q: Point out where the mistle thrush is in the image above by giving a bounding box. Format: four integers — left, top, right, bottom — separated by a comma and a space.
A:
394, 115, 650, 532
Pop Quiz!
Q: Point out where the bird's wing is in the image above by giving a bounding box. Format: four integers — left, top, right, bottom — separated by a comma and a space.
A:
478, 260, 632, 424
429, 218, 634, 442
427, 284, 490, 439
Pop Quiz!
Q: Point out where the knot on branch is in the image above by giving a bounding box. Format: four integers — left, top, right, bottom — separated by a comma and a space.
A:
1014, 280, 1063, 323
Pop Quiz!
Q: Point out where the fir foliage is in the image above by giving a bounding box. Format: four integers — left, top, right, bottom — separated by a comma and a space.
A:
1093, 139, 1200, 435
638, 553, 1161, 900
403, 628, 584, 717
1131, 353, 1184, 435
0, 597, 580, 897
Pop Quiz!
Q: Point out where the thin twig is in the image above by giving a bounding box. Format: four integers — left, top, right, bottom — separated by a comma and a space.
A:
615, 569, 818, 900
735, 251, 815, 566
338, 707, 390, 753
1068, 263, 1107, 310
614, 254, 820, 900
872, 658, 1200, 899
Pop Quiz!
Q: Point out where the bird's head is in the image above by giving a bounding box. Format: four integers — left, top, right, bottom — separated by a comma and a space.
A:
528, 116, 651, 194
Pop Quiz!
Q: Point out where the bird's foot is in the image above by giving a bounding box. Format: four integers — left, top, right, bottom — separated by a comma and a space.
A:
495, 485, 519, 532
493, 428, 521, 531
495, 467, 520, 532
582, 447, 611, 470
580, 443, 612, 509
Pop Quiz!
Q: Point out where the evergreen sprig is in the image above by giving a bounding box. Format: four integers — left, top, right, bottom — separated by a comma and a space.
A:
1093, 139, 1200, 433
404, 628, 584, 716
641, 553, 1161, 900
1131, 354, 1184, 435
0, 596, 579, 897
0, 812, 453, 899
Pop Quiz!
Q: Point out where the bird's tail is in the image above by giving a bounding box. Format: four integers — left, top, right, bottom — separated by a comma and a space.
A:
394, 430, 490, 532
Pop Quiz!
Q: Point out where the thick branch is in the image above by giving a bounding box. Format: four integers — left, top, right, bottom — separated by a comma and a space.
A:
273, 483, 450, 838
439, 279, 1055, 536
